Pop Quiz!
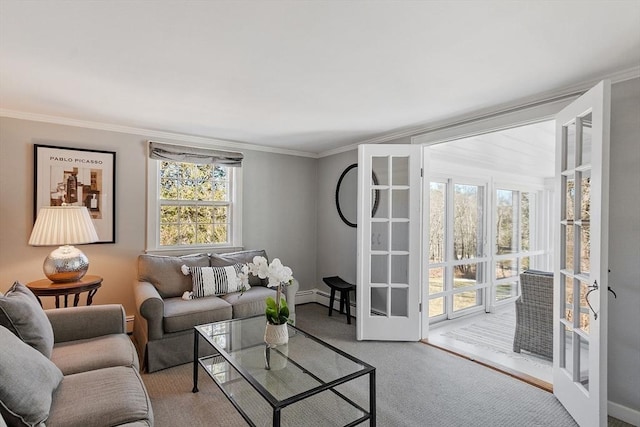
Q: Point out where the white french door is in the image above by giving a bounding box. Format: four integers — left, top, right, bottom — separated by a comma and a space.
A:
356, 144, 423, 341
553, 80, 610, 426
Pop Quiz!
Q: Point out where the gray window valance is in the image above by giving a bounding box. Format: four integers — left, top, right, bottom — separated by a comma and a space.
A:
149, 141, 243, 167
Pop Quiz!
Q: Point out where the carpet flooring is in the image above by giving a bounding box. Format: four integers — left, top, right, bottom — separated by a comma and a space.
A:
141, 303, 599, 426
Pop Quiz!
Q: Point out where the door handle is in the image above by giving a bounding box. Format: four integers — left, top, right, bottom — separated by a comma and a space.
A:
585, 280, 617, 321
585, 280, 599, 320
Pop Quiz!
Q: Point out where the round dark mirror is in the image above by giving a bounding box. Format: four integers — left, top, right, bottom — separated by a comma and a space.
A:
335, 163, 379, 227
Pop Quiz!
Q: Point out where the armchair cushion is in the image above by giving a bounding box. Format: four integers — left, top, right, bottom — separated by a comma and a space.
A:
0, 325, 63, 427
138, 253, 210, 298
211, 249, 268, 287
51, 334, 139, 375
0, 281, 54, 358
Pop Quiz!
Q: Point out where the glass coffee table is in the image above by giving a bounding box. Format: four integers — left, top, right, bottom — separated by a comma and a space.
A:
193, 315, 376, 426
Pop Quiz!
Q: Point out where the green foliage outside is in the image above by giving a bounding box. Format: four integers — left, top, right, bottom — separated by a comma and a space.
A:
159, 161, 230, 246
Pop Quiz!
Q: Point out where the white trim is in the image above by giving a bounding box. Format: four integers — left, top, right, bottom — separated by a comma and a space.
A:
608, 401, 640, 426
0, 109, 318, 159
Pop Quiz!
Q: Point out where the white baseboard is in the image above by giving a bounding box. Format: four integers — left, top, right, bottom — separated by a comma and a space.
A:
296, 287, 357, 317
609, 401, 640, 426
126, 315, 135, 334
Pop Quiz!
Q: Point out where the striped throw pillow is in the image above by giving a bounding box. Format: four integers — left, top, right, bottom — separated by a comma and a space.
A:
181, 264, 249, 298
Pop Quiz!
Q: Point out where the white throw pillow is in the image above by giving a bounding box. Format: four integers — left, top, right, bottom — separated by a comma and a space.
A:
181, 264, 249, 298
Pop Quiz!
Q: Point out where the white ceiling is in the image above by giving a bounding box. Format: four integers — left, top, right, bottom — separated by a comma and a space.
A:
1, 1, 639, 155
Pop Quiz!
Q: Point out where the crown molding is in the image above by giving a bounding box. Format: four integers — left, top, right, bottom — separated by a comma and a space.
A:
0, 109, 319, 159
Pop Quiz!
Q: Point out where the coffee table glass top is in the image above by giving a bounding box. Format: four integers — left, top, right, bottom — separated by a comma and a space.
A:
195, 315, 373, 404
195, 315, 376, 426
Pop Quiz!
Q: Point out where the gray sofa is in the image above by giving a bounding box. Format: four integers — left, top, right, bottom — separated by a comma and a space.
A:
133, 249, 298, 373
0, 284, 153, 427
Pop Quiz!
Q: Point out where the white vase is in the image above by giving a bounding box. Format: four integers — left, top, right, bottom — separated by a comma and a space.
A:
264, 322, 289, 347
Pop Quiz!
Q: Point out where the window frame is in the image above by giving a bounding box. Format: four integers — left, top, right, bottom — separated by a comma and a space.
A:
146, 150, 243, 253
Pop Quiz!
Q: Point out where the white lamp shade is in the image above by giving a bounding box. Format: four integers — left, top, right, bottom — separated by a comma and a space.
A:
29, 206, 99, 246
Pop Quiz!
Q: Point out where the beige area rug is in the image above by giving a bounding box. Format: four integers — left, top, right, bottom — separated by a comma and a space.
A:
142, 362, 246, 427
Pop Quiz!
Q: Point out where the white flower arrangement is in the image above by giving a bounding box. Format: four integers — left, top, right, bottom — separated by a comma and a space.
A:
241, 256, 293, 325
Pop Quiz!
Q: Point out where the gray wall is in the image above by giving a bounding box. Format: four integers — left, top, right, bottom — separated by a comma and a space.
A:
607, 77, 640, 413
0, 117, 317, 315
316, 150, 358, 291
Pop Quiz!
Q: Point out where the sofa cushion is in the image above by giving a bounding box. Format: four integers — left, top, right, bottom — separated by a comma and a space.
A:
211, 249, 268, 286
0, 325, 63, 427
163, 296, 232, 333
220, 286, 278, 319
0, 281, 54, 358
51, 334, 139, 375
138, 253, 210, 298
182, 264, 248, 298
46, 366, 153, 427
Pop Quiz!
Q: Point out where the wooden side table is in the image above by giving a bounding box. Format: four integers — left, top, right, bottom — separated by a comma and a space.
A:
27, 275, 103, 308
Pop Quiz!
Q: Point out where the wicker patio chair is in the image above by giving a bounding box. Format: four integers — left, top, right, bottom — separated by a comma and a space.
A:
513, 270, 554, 360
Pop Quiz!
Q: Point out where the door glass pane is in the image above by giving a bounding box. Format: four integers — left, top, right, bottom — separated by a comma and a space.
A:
453, 263, 478, 289
429, 182, 446, 263
564, 275, 574, 321
453, 184, 483, 259
371, 222, 388, 251
496, 189, 516, 254
565, 121, 576, 170
579, 335, 590, 391
519, 256, 530, 273
579, 112, 592, 166
371, 157, 388, 185
428, 267, 444, 293
579, 281, 591, 334
373, 189, 389, 219
453, 290, 482, 312
565, 177, 575, 221
391, 222, 409, 251
391, 157, 409, 185
371, 254, 388, 283
390, 287, 408, 316
371, 287, 387, 316
496, 259, 517, 279
392, 189, 409, 218
579, 225, 590, 275
391, 254, 408, 284
562, 324, 573, 372
580, 170, 591, 221
565, 226, 575, 272
429, 297, 444, 318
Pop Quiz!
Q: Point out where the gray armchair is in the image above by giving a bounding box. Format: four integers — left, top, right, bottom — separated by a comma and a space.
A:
512, 270, 554, 360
